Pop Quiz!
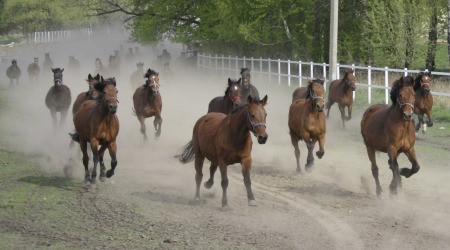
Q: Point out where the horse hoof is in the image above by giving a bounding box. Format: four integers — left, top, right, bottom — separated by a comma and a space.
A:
316, 151, 324, 159
106, 170, 114, 178
204, 181, 214, 189
90, 178, 97, 184
99, 176, 106, 182
427, 122, 433, 127
305, 165, 314, 173
248, 200, 257, 207
399, 168, 412, 178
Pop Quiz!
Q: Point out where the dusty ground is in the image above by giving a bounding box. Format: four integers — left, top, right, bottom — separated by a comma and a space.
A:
1, 34, 450, 249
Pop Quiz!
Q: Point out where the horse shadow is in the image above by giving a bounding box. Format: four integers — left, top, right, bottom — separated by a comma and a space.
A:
18, 175, 81, 191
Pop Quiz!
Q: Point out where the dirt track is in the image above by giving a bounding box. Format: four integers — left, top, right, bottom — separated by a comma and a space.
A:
1, 34, 450, 249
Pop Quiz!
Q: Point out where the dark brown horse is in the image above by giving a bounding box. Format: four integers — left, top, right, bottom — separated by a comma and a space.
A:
132, 68, 162, 141
70, 77, 119, 184
45, 68, 72, 128
288, 79, 326, 172
413, 71, 433, 133
130, 62, 145, 90
240, 68, 260, 105
208, 78, 242, 114
28, 57, 40, 83
6, 59, 21, 88
292, 78, 325, 102
360, 76, 419, 196
178, 95, 268, 207
326, 70, 356, 127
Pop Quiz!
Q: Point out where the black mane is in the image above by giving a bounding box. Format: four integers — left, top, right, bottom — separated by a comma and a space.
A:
240, 67, 250, 74
390, 76, 414, 105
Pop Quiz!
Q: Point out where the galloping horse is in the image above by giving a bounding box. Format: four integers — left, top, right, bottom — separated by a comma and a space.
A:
326, 70, 356, 127
413, 71, 433, 133
208, 78, 242, 114
45, 68, 72, 129
292, 78, 325, 102
289, 79, 326, 172
132, 68, 162, 141
28, 57, 40, 83
360, 76, 420, 196
94, 58, 107, 76
6, 59, 21, 88
67, 56, 81, 74
130, 62, 145, 90
178, 95, 268, 207
70, 77, 119, 184
42, 53, 54, 72
240, 68, 260, 105
72, 74, 101, 115
108, 55, 120, 76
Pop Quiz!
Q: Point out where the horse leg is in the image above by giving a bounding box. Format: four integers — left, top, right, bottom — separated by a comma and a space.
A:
50, 109, 57, 129
204, 162, 218, 189
241, 157, 256, 206
289, 131, 301, 173
325, 101, 334, 118
400, 148, 421, 178
79, 140, 90, 184
316, 135, 325, 159
89, 139, 100, 184
305, 140, 315, 172
106, 142, 118, 178
415, 113, 424, 133
425, 110, 433, 128
346, 104, 353, 121
194, 153, 205, 201
366, 147, 382, 196
98, 145, 108, 182
154, 114, 162, 138
60, 110, 68, 128
338, 103, 346, 127
219, 164, 230, 207
387, 149, 401, 196
138, 116, 147, 141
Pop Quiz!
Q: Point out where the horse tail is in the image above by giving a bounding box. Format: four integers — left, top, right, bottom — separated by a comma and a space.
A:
132, 107, 137, 116
69, 132, 80, 143
176, 141, 195, 164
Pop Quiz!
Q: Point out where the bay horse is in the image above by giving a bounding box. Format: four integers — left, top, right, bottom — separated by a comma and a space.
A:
70, 77, 119, 184
288, 79, 326, 172
178, 95, 268, 207
132, 68, 162, 141
360, 76, 420, 196
413, 71, 433, 133
27, 57, 40, 83
130, 62, 145, 90
326, 70, 356, 127
208, 78, 242, 114
6, 59, 21, 88
240, 68, 260, 105
292, 78, 325, 102
45, 68, 72, 129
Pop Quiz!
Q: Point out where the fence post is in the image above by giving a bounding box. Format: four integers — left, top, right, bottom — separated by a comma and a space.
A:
404, 68, 408, 76
228, 55, 231, 76
222, 55, 225, 77
278, 59, 281, 84
215, 55, 218, 74
352, 64, 355, 100
368, 66, 372, 104
268, 58, 271, 84
288, 60, 291, 86
299, 61, 302, 86
310, 62, 313, 79
385, 67, 389, 104
323, 63, 327, 91
235, 56, 239, 78
243, 56, 246, 68
259, 57, 263, 83
251, 57, 254, 72
337, 63, 340, 79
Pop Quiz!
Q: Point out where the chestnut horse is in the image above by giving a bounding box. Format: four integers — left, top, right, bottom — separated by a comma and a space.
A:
132, 68, 162, 141
289, 80, 326, 172
413, 71, 433, 133
292, 78, 325, 102
360, 76, 420, 196
208, 78, 242, 114
70, 77, 119, 184
45, 68, 72, 129
240, 68, 260, 105
178, 95, 268, 207
326, 70, 356, 127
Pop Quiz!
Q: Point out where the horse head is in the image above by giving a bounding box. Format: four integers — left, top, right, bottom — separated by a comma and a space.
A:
307, 78, 325, 112
95, 58, 103, 70
51, 67, 64, 87
144, 68, 160, 95
226, 78, 242, 106
33, 57, 39, 64
95, 76, 119, 114
240, 68, 251, 88
391, 76, 415, 121
247, 95, 268, 144
86, 73, 101, 98
137, 62, 144, 73
11, 59, 17, 66
415, 71, 432, 94
344, 70, 356, 91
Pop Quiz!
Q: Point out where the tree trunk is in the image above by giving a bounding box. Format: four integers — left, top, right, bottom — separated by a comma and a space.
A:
404, 0, 415, 68
447, 0, 450, 64
426, 0, 438, 71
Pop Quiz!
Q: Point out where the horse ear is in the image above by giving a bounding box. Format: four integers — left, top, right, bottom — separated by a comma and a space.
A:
237, 78, 242, 85
88, 74, 93, 80
61, 68, 64, 72
228, 78, 232, 85
51, 67, 55, 72
261, 95, 268, 106
307, 79, 313, 85
247, 95, 253, 104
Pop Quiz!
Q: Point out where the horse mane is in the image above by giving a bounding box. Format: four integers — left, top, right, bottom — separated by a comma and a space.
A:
390, 76, 414, 105
414, 71, 431, 91
144, 68, 158, 78
240, 67, 250, 74
230, 96, 263, 114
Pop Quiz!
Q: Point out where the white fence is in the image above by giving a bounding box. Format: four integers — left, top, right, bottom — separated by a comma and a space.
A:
27, 27, 92, 44
197, 53, 450, 104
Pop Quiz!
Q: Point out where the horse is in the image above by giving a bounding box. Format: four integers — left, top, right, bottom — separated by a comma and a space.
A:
325, 69, 356, 127
45, 68, 72, 129
130, 62, 145, 90
6, 59, 21, 88
178, 95, 268, 207
208, 78, 242, 114
288, 79, 326, 172
125, 48, 135, 62
27, 57, 40, 83
42, 53, 54, 72
94, 58, 107, 76
132, 68, 162, 141
70, 77, 119, 184
108, 55, 120, 76
67, 56, 81, 74
413, 71, 433, 134
291, 78, 325, 102
72, 73, 101, 115
240, 68, 260, 105
360, 75, 420, 196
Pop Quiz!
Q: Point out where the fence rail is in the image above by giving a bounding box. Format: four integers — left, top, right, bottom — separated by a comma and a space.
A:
27, 27, 92, 44
197, 53, 450, 104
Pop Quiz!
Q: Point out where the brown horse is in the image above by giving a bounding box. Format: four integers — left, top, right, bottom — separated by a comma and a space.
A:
70, 77, 119, 184
132, 68, 162, 141
6, 59, 21, 88
178, 95, 268, 207
288, 79, 326, 172
28, 57, 40, 83
108, 54, 120, 76
72, 74, 101, 115
94, 58, 107, 76
45, 68, 72, 129
240, 68, 260, 105
326, 70, 356, 127
208, 78, 242, 114
130, 62, 145, 90
292, 78, 325, 102
413, 71, 433, 133
360, 76, 419, 196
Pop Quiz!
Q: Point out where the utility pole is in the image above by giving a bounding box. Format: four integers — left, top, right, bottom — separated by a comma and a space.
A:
329, 0, 338, 81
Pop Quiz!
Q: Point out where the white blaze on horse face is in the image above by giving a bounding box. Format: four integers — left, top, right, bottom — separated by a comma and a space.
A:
234, 85, 238, 90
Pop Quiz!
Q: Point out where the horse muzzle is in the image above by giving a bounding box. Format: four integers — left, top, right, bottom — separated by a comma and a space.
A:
54, 80, 62, 87
232, 96, 241, 105
403, 111, 413, 121
257, 135, 268, 144
109, 104, 118, 114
